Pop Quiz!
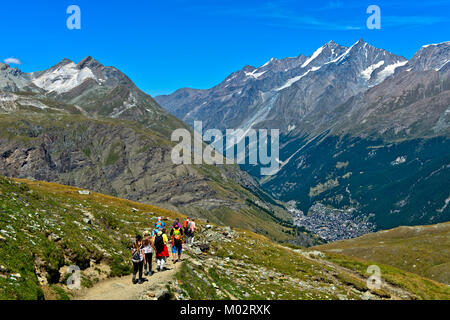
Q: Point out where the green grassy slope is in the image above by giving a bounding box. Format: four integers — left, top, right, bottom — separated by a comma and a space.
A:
315, 222, 450, 285
0, 175, 183, 299
0, 176, 448, 300
179, 225, 450, 300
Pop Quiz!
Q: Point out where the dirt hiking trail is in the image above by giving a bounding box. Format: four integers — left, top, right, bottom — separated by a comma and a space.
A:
75, 257, 184, 300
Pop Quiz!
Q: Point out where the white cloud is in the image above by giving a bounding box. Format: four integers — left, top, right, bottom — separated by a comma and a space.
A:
4, 57, 21, 65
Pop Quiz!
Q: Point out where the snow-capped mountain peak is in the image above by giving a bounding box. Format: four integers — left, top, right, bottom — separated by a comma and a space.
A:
422, 41, 450, 48
32, 59, 98, 94
300, 41, 348, 69
301, 46, 325, 68
76, 56, 103, 70
399, 41, 450, 72
261, 57, 277, 68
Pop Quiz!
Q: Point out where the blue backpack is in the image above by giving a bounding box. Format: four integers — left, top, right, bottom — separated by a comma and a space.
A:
131, 246, 142, 262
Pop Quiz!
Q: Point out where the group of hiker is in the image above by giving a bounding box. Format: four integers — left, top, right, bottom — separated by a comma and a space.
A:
130, 216, 197, 284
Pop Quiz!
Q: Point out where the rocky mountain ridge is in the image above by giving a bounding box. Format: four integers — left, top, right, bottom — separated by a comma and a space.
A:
155, 39, 407, 134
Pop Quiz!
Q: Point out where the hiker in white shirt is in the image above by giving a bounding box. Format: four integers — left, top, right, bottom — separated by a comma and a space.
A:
142, 230, 155, 276
188, 218, 197, 244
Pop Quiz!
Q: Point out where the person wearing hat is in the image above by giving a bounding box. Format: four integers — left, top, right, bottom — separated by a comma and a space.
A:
155, 217, 166, 231
142, 230, 155, 276
153, 229, 169, 271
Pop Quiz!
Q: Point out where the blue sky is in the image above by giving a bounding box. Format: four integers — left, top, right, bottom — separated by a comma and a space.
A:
1, 0, 449, 96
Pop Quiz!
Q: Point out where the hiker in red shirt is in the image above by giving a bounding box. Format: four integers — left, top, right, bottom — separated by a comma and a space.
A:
153, 230, 169, 271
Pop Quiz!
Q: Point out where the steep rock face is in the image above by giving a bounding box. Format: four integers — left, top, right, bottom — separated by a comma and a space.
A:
331, 68, 450, 139
30, 56, 138, 94
0, 118, 203, 205
397, 41, 450, 72
0, 113, 309, 244
0, 63, 35, 92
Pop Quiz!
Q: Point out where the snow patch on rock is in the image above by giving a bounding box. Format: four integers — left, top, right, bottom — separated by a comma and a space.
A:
32, 62, 97, 94
361, 61, 385, 80
376, 60, 408, 83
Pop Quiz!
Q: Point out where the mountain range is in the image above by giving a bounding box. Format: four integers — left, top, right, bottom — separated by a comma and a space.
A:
156, 39, 450, 233
155, 39, 409, 133
0, 57, 316, 245
1, 39, 449, 301
1, 39, 449, 242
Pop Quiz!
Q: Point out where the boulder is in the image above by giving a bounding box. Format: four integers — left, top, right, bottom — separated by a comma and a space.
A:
307, 250, 325, 258
48, 233, 61, 242
191, 260, 202, 267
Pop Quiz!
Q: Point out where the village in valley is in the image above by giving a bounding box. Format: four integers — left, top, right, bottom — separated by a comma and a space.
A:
288, 202, 376, 242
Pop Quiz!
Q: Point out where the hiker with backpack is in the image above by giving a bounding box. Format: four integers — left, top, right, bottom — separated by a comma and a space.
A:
183, 217, 192, 245
170, 223, 184, 264
142, 230, 155, 276
172, 218, 182, 229
153, 230, 169, 271
131, 235, 145, 284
